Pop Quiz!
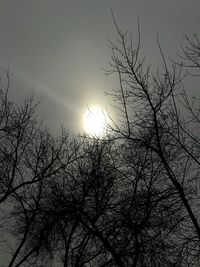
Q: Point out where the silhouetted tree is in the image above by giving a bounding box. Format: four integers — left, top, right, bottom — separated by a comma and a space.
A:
105, 20, 200, 265
0, 75, 82, 266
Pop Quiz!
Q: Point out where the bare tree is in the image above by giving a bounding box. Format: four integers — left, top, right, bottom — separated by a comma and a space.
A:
105, 20, 200, 265
0, 75, 83, 266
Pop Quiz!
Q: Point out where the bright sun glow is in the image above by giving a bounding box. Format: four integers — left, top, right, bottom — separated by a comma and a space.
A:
83, 106, 106, 136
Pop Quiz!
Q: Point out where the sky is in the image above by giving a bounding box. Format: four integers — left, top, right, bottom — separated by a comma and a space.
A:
0, 0, 199, 134
0, 1, 200, 265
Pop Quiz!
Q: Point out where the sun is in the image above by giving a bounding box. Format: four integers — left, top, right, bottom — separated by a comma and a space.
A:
83, 106, 106, 136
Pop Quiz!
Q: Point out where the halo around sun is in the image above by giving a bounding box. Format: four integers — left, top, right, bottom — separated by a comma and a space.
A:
83, 106, 106, 136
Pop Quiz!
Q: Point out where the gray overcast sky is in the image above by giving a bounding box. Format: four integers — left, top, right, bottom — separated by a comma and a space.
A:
0, 0, 199, 134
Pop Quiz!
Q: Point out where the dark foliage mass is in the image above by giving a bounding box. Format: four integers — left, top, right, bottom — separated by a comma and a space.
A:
1, 25, 200, 267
